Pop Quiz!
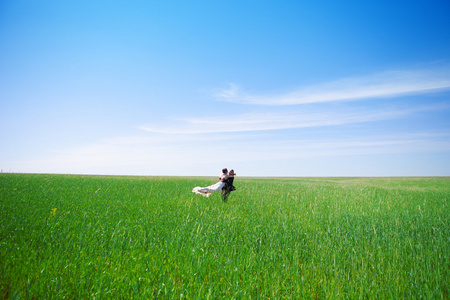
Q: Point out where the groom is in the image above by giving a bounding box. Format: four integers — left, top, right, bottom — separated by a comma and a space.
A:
221, 169, 236, 202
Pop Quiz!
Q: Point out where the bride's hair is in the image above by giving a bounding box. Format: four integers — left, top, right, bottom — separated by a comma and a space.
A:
222, 168, 228, 174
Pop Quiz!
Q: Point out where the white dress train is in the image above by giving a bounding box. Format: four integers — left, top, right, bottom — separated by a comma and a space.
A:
192, 181, 225, 197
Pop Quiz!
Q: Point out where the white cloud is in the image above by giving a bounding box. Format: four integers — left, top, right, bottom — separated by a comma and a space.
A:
8, 131, 449, 176
216, 66, 450, 105
5, 65, 450, 176
139, 104, 445, 134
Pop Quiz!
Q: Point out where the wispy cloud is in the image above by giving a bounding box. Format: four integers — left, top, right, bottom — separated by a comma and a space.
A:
10, 131, 450, 176
139, 104, 446, 134
216, 66, 450, 105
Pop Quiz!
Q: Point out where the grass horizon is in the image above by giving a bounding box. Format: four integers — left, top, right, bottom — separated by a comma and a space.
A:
2, 171, 449, 178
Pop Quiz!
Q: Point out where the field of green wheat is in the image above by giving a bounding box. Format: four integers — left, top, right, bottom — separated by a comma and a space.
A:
0, 174, 449, 299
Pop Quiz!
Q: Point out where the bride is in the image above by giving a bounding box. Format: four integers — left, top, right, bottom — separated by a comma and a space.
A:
192, 168, 233, 197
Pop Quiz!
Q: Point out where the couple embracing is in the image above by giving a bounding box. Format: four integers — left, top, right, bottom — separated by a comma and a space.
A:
192, 168, 236, 201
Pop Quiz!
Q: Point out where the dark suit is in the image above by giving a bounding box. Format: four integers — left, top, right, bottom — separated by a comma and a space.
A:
221, 176, 236, 201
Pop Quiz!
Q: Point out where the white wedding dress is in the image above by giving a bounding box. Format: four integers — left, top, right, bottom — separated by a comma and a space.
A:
192, 179, 225, 197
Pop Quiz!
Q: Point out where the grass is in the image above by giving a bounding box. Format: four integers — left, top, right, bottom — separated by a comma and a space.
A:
0, 174, 449, 299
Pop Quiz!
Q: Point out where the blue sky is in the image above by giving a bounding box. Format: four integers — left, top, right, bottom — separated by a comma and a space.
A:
1, 0, 450, 176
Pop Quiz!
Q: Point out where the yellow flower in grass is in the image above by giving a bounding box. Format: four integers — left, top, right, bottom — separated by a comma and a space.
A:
50, 208, 57, 217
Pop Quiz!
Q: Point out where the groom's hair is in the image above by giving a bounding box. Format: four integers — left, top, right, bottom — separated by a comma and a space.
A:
222, 168, 228, 174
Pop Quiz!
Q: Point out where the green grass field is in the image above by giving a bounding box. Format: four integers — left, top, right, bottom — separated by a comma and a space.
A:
0, 174, 449, 299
